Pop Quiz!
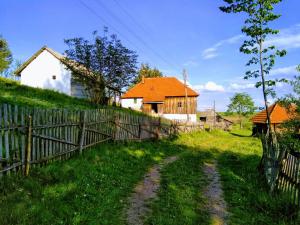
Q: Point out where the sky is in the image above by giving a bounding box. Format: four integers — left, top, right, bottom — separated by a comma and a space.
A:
1, 0, 300, 111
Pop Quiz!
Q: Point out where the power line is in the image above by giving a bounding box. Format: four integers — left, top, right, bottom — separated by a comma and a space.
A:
112, 0, 154, 38
78, 0, 140, 50
94, 0, 180, 70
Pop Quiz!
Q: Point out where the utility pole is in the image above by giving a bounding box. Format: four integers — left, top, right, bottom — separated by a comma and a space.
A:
183, 69, 189, 122
213, 100, 216, 128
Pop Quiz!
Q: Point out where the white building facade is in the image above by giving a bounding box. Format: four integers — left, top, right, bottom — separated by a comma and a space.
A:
15, 47, 85, 98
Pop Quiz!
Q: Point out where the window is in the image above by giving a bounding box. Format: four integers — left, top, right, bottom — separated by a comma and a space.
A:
134, 98, 137, 104
52, 75, 56, 80
177, 102, 182, 108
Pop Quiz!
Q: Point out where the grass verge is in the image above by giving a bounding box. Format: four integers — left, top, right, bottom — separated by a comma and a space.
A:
0, 140, 179, 225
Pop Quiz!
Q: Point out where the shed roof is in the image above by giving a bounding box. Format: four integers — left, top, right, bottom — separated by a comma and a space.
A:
252, 102, 297, 124
121, 77, 199, 103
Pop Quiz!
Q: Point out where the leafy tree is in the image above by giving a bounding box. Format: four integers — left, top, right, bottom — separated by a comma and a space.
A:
220, 1, 288, 185
279, 66, 300, 149
0, 36, 12, 74
133, 63, 163, 84
227, 93, 256, 128
3, 59, 23, 80
220, 0, 287, 134
64, 29, 138, 105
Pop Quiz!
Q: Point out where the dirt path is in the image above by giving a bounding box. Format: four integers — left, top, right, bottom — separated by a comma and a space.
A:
125, 156, 178, 225
203, 161, 228, 225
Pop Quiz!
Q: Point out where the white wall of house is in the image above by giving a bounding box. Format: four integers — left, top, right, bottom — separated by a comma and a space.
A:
163, 114, 197, 122
121, 98, 143, 110
20, 50, 72, 95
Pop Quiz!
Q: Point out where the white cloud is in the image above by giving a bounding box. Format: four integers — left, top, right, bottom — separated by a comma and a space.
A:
201, 24, 300, 61
265, 25, 300, 49
201, 34, 243, 60
229, 83, 255, 90
193, 81, 225, 92
270, 65, 298, 77
202, 48, 219, 59
183, 60, 199, 67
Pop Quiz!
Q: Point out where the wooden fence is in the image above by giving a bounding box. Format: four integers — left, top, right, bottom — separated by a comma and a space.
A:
261, 133, 300, 207
276, 151, 300, 206
0, 104, 202, 176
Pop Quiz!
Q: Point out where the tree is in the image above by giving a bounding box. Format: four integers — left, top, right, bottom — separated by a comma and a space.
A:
64, 29, 138, 104
220, 1, 288, 183
133, 63, 163, 84
0, 36, 12, 74
227, 93, 256, 128
220, 0, 287, 134
2, 59, 23, 80
276, 67, 300, 164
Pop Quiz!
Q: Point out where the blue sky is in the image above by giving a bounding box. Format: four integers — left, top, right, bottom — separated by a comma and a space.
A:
1, 0, 300, 111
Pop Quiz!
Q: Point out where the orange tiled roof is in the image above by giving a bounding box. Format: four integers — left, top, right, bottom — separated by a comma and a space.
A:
121, 77, 199, 102
252, 103, 297, 124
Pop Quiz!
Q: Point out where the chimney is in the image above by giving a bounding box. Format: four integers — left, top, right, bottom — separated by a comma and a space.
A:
142, 75, 145, 84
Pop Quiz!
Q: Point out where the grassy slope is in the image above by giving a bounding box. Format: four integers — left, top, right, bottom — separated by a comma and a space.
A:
0, 77, 95, 109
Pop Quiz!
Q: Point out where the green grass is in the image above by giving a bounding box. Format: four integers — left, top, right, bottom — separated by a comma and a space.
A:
145, 151, 211, 225
0, 77, 147, 118
0, 77, 96, 109
0, 140, 180, 225
0, 128, 298, 224
144, 129, 298, 225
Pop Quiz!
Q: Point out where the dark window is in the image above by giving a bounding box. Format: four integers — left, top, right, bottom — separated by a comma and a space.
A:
177, 102, 182, 108
52, 75, 56, 80
134, 98, 137, 104
200, 117, 207, 122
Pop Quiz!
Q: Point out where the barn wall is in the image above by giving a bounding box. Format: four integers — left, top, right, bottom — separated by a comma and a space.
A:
20, 50, 72, 95
163, 97, 197, 114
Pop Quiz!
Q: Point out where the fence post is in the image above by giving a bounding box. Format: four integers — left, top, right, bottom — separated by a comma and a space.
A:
113, 112, 120, 141
24, 115, 32, 176
155, 117, 161, 139
78, 111, 86, 155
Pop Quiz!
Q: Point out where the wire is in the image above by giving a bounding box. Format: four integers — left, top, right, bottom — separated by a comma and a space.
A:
112, 0, 154, 38
93, 0, 180, 70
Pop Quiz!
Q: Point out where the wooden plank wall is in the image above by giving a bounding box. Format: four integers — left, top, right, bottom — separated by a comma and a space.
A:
163, 97, 197, 114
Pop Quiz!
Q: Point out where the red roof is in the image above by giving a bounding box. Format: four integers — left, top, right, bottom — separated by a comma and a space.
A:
122, 77, 199, 103
252, 103, 297, 124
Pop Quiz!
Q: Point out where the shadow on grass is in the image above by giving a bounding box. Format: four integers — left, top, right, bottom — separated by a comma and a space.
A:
230, 132, 252, 138
0, 134, 298, 225
217, 150, 299, 225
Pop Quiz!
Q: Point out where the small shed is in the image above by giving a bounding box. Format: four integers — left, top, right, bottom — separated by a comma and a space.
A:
199, 109, 233, 131
252, 102, 297, 134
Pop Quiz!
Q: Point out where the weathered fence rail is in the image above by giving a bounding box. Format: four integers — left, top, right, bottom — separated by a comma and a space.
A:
0, 104, 202, 176
276, 152, 300, 206
261, 132, 300, 207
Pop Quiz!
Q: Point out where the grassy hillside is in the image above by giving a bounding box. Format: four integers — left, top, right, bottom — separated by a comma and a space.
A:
0, 77, 96, 109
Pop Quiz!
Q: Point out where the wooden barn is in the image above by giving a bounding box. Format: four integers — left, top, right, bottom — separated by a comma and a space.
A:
252, 102, 297, 134
199, 109, 233, 130
121, 77, 199, 122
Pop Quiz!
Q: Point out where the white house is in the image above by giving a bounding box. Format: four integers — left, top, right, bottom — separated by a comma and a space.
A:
15, 46, 86, 98
121, 77, 199, 122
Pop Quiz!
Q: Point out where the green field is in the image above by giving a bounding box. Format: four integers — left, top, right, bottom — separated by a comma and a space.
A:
0, 128, 297, 225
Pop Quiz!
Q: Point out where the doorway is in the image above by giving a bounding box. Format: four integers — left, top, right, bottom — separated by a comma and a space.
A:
151, 103, 158, 113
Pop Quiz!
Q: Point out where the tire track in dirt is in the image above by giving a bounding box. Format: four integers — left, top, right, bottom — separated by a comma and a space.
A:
203, 161, 228, 225
125, 156, 178, 225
